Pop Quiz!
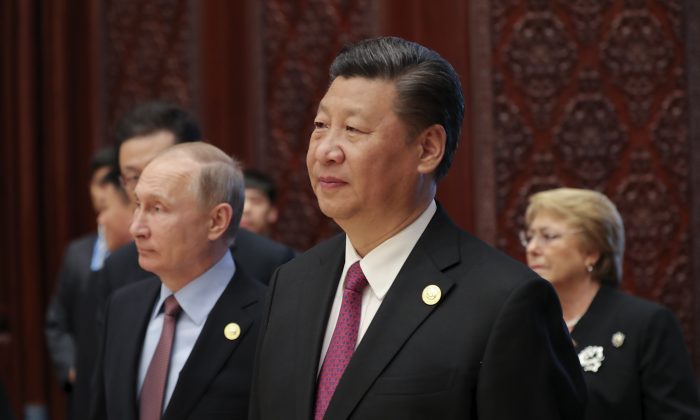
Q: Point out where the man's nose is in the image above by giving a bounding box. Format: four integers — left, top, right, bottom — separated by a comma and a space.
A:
129, 208, 148, 238
314, 130, 344, 164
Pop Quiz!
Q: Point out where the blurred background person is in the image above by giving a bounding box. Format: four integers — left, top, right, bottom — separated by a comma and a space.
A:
522, 187, 700, 419
241, 169, 279, 238
44, 147, 115, 419
96, 168, 133, 253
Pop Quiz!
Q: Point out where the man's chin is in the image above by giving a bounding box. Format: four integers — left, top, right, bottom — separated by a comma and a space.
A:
137, 256, 158, 273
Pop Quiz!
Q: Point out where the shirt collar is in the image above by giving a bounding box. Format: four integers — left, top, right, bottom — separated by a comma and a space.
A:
344, 200, 437, 299
154, 250, 235, 326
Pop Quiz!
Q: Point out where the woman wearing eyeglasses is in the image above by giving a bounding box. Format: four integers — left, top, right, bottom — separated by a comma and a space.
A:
522, 187, 699, 420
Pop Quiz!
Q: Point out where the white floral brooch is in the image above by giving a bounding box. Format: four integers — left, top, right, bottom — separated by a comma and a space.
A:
578, 345, 605, 372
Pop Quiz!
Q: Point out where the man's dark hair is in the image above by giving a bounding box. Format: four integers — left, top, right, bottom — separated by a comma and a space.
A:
113, 101, 202, 171
244, 169, 277, 204
99, 167, 130, 204
329, 36, 464, 181
90, 147, 116, 176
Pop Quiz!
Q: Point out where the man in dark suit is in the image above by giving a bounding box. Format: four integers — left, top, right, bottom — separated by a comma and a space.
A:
45, 147, 115, 419
250, 37, 587, 419
91, 142, 265, 420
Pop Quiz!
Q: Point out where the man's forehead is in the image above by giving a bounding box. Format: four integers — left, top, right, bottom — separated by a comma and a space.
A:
136, 157, 197, 196
119, 131, 177, 169
319, 77, 396, 113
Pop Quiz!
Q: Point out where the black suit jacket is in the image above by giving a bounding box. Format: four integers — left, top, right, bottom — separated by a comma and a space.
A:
46, 233, 96, 387
72, 229, 294, 419
91, 268, 266, 420
571, 285, 700, 420
251, 208, 587, 419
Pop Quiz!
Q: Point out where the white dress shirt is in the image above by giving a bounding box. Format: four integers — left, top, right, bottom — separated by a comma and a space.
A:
137, 251, 235, 411
318, 200, 437, 369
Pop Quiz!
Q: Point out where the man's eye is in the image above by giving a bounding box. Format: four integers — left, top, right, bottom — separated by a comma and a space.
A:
346, 126, 363, 133
314, 121, 327, 129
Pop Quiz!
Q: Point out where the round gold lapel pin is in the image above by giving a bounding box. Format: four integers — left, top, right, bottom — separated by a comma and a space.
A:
224, 322, 241, 341
422, 285, 441, 305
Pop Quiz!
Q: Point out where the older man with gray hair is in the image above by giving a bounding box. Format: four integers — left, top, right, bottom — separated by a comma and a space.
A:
91, 142, 265, 420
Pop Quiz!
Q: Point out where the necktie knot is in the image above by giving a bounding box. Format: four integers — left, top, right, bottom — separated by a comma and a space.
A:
344, 261, 368, 294
163, 295, 181, 318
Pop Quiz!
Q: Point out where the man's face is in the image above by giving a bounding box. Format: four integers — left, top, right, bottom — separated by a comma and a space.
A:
307, 77, 422, 226
129, 156, 213, 280
119, 130, 176, 204
240, 188, 278, 235
97, 184, 133, 252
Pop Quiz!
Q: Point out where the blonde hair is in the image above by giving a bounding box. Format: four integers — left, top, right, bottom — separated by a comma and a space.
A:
525, 188, 625, 287
158, 142, 244, 245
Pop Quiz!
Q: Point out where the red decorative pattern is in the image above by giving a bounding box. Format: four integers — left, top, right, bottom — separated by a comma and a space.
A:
505, 12, 577, 126
652, 89, 689, 200
554, 73, 627, 189
614, 150, 678, 292
262, 0, 374, 250
102, 0, 196, 132
558, 0, 612, 43
601, 11, 674, 125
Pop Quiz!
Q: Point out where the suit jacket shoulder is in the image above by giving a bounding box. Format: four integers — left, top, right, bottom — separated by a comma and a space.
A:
233, 228, 296, 284
45, 232, 98, 386
572, 286, 700, 420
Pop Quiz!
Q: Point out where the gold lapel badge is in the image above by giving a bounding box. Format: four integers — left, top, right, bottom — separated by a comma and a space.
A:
224, 322, 241, 341
611, 331, 625, 348
421, 285, 441, 306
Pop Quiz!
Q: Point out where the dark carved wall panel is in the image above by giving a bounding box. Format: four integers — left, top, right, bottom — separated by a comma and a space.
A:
492, 0, 696, 359
260, 0, 376, 250
102, 0, 196, 138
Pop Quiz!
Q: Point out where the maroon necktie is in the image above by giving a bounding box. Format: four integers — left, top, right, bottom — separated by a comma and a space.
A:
314, 261, 368, 420
140, 295, 181, 420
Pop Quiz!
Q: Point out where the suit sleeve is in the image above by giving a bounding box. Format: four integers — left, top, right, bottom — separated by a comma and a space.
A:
45, 248, 78, 389
248, 266, 281, 420
477, 279, 587, 419
88, 294, 112, 420
640, 307, 700, 419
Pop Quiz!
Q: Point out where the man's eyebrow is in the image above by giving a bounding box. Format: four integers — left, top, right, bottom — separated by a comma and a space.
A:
317, 102, 364, 118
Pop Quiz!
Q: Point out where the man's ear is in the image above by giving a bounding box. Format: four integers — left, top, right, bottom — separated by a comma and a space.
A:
266, 206, 279, 225
416, 124, 446, 175
208, 203, 233, 241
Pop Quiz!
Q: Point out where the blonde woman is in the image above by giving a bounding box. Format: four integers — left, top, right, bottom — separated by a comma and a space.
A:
523, 188, 699, 420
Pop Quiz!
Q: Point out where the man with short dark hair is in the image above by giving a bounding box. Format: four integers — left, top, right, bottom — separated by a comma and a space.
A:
251, 37, 586, 419
45, 146, 115, 420
91, 142, 264, 420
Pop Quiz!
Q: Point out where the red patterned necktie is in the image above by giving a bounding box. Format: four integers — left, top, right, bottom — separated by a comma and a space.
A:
140, 295, 181, 420
314, 261, 368, 420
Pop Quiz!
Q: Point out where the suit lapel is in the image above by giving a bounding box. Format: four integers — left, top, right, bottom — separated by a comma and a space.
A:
162, 270, 260, 420
294, 235, 346, 420
114, 279, 160, 420
324, 208, 461, 420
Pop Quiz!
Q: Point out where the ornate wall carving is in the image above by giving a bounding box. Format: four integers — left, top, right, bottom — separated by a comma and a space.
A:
492, 0, 695, 355
601, 10, 674, 125
102, 0, 196, 135
262, 0, 375, 250
505, 12, 577, 127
